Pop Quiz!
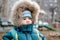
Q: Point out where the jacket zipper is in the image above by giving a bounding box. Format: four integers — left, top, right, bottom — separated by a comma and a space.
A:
25, 34, 27, 40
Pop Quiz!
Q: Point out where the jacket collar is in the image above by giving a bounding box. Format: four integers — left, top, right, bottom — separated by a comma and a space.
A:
14, 24, 33, 33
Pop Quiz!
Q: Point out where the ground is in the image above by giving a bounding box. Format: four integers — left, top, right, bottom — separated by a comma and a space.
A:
40, 25, 60, 40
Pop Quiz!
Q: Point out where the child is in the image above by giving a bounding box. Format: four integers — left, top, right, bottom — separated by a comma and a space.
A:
2, 0, 46, 40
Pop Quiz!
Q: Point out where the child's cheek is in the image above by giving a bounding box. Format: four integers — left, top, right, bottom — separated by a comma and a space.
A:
29, 21, 32, 24
22, 20, 27, 25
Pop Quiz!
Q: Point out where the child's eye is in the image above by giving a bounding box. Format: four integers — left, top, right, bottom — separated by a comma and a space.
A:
23, 18, 26, 20
22, 17, 26, 20
29, 17, 32, 19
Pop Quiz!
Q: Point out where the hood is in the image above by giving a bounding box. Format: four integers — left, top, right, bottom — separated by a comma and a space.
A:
10, 0, 40, 26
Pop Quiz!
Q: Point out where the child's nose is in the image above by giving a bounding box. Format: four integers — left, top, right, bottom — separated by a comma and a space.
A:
26, 20, 30, 22
26, 19, 30, 23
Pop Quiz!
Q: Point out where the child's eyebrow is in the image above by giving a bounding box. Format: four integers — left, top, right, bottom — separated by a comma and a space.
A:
22, 17, 26, 19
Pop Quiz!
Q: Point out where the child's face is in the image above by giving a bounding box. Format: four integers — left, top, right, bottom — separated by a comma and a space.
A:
21, 17, 32, 25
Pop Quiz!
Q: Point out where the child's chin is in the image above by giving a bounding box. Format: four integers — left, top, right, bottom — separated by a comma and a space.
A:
23, 23, 32, 25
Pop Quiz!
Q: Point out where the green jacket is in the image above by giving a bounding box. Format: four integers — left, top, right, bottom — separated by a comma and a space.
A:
2, 24, 46, 40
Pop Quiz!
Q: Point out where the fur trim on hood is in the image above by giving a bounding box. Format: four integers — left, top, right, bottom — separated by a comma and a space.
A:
10, 0, 40, 26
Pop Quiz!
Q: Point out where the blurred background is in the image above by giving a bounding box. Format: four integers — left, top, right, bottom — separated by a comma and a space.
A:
0, 0, 60, 40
